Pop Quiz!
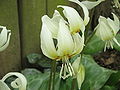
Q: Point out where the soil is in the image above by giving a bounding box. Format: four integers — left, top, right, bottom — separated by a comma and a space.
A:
93, 49, 120, 70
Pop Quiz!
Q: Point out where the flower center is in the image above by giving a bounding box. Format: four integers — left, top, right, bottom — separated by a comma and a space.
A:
60, 56, 75, 79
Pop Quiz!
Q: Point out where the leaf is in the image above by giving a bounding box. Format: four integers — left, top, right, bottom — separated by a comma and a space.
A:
81, 55, 116, 90
105, 70, 120, 89
27, 53, 51, 68
21, 69, 61, 90
114, 34, 120, 51
83, 35, 104, 55
101, 85, 117, 90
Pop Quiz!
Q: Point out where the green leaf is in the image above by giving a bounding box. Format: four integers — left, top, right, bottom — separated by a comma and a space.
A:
22, 69, 61, 90
83, 35, 104, 55
101, 85, 117, 90
27, 53, 51, 68
81, 55, 116, 90
105, 70, 120, 88
114, 34, 120, 51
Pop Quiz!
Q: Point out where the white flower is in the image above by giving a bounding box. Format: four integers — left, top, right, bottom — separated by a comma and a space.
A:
0, 72, 27, 90
57, 5, 85, 34
95, 13, 120, 51
72, 56, 85, 89
0, 26, 11, 52
41, 12, 84, 79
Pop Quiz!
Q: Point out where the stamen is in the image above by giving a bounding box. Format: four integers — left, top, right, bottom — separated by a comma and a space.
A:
60, 58, 75, 79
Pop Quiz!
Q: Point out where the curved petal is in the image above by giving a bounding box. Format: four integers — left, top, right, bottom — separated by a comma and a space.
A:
69, 0, 90, 26
107, 18, 118, 35
40, 23, 58, 59
81, 0, 105, 9
57, 5, 85, 34
72, 33, 84, 55
57, 19, 74, 56
1, 72, 27, 90
0, 32, 11, 52
95, 17, 114, 41
0, 80, 10, 90
0, 26, 8, 47
42, 15, 59, 38
112, 13, 120, 32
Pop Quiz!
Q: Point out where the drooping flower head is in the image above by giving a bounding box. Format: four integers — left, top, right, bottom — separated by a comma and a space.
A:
40, 9, 84, 79
95, 13, 120, 51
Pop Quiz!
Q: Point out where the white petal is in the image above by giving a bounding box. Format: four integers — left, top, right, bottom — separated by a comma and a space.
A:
0, 32, 11, 52
113, 38, 120, 46
81, 0, 105, 9
77, 64, 85, 89
0, 26, 8, 47
69, 0, 90, 26
72, 56, 81, 75
107, 18, 118, 35
42, 15, 59, 38
1, 72, 27, 90
96, 16, 114, 41
57, 5, 85, 34
72, 33, 84, 55
40, 23, 58, 59
112, 13, 120, 32
57, 20, 74, 56
0, 80, 10, 90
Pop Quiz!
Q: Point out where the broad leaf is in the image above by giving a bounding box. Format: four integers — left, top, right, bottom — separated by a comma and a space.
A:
83, 35, 104, 54
81, 55, 116, 90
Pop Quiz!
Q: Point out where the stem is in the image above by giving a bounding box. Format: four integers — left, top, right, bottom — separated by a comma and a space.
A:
48, 60, 56, 90
71, 78, 77, 90
52, 60, 56, 90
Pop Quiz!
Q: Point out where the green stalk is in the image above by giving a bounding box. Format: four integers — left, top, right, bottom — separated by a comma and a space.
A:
71, 78, 77, 90
48, 60, 56, 90
52, 60, 56, 90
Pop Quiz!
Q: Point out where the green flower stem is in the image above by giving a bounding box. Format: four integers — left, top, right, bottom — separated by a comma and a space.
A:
71, 78, 77, 90
52, 60, 57, 90
48, 60, 56, 90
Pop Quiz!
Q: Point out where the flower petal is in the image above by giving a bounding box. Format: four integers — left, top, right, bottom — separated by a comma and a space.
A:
95, 16, 114, 41
72, 33, 84, 55
40, 23, 58, 59
107, 18, 118, 35
81, 0, 105, 9
1, 72, 27, 90
0, 80, 10, 90
112, 13, 120, 32
0, 26, 8, 47
69, 0, 90, 26
57, 19, 74, 56
0, 31, 11, 52
57, 5, 85, 34
42, 15, 59, 38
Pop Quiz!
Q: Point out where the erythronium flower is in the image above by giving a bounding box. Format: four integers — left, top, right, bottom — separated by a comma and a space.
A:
95, 13, 120, 51
72, 56, 85, 89
57, 5, 85, 34
41, 12, 84, 79
0, 72, 27, 90
0, 26, 11, 52
58, 0, 90, 34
